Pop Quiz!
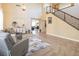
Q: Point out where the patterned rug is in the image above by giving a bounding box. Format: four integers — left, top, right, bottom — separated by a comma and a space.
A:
26, 35, 50, 56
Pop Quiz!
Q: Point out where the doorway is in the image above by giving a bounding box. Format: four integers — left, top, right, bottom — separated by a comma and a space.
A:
31, 19, 39, 34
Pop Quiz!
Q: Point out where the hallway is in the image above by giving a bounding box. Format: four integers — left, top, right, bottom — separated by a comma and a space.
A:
31, 33, 79, 56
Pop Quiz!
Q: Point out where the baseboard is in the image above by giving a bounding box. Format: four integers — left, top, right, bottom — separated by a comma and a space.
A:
47, 33, 79, 42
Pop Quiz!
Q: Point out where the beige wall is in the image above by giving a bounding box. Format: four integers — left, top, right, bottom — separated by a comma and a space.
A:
39, 19, 46, 32
39, 4, 47, 32
2, 3, 42, 30
59, 3, 71, 9
46, 13, 79, 41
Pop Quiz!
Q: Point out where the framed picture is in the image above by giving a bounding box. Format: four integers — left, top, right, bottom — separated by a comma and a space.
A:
48, 17, 52, 24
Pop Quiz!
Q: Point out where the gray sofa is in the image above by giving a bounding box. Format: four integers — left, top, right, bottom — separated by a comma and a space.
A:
0, 31, 29, 56
11, 39, 29, 56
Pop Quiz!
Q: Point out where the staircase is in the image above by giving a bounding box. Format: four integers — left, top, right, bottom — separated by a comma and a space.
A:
46, 6, 79, 30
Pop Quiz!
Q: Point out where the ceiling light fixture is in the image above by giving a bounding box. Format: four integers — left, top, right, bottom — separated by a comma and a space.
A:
16, 4, 26, 11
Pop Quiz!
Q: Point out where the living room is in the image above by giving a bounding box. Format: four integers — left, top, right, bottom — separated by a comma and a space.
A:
0, 3, 79, 56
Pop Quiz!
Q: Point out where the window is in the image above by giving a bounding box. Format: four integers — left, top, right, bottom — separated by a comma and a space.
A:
43, 3, 51, 13
0, 7, 3, 30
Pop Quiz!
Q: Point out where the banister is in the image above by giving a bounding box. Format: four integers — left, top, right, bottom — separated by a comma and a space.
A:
55, 9, 79, 20
46, 6, 79, 30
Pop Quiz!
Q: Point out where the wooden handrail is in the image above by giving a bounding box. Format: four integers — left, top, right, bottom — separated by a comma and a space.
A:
55, 9, 79, 20
46, 6, 79, 21
54, 10, 79, 30
47, 6, 79, 30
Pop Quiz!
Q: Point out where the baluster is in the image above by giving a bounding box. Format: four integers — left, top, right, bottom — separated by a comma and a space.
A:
64, 13, 65, 21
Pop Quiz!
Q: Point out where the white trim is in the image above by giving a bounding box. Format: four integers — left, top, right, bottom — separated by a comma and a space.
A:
47, 33, 79, 42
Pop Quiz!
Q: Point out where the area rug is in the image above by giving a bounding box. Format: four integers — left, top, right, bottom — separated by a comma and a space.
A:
26, 36, 50, 56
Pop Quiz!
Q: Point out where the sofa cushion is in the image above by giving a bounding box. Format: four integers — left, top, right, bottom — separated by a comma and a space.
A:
11, 39, 29, 56
5, 34, 15, 50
